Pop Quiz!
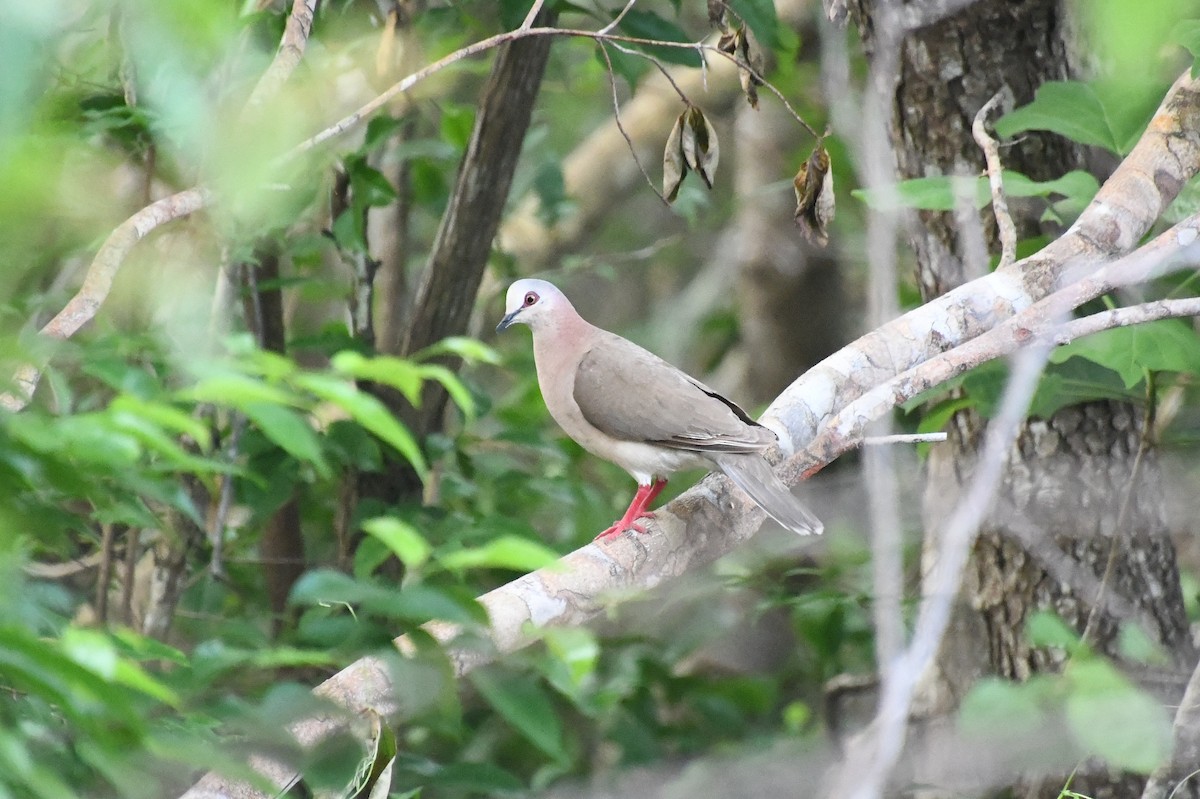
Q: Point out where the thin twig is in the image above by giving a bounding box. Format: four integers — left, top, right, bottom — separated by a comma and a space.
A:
1079, 375, 1155, 648
598, 0, 638, 35
244, 0, 319, 111
608, 39, 692, 104
795, 224, 1200, 482
95, 523, 116, 624
596, 42, 669, 206
289, 29, 812, 158
209, 416, 245, 579
830, 342, 1056, 799
0, 187, 210, 411
973, 91, 1017, 268
519, 0, 547, 31
862, 432, 948, 445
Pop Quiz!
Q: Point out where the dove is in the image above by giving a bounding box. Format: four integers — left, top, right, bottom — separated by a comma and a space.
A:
496, 278, 822, 540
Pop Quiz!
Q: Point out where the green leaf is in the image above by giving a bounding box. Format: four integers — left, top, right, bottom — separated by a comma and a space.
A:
416, 363, 476, 418
181, 373, 298, 409
470, 669, 568, 762
1049, 319, 1200, 389
1026, 361, 1141, 418
542, 627, 599, 689
240, 401, 328, 474
728, 0, 780, 50
105, 410, 227, 474
437, 535, 560, 573
412, 335, 502, 365
995, 81, 1120, 153
440, 104, 476, 152
617, 10, 702, 68
289, 570, 483, 625
108, 396, 212, 450
293, 374, 428, 480
1027, 610, 1081, 651
1173, 20, 1200, 77
331, 207, 366, 253
1002, 169, 1100, 206
331, 351, 424, 406
346, 157, 397, 207
853, 175, 984, 212
362, 517, 431, 570
1117, 624, 1168, 665
959, 677, 1054, 737
1065, 658, 1171, 773
363, 115, 404, 152
428, 762, 523, 793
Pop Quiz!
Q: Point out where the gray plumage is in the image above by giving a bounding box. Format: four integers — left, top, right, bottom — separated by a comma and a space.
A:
497, 278, 822, 538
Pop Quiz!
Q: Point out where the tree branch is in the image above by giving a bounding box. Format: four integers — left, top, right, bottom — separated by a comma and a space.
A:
2, 0, 320, 411
972, 91, 1017, 268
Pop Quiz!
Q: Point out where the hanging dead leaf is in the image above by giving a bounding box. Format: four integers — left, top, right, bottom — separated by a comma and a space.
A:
682, 106, 719, 189
726, 26, 763, 109
708, 0, 727, 29
663, 111, 688, 202
794, 143, 835, 247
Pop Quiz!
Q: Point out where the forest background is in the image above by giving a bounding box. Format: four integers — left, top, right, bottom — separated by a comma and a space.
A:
4, 0, 1200, 798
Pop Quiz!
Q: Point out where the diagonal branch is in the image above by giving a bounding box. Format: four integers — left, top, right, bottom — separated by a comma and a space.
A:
2, 0, 320, 412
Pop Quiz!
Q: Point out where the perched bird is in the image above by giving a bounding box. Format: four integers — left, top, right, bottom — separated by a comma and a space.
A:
496, 278, 822, 540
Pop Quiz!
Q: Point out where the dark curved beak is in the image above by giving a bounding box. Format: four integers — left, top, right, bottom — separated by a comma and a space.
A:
496, 309, 520, 333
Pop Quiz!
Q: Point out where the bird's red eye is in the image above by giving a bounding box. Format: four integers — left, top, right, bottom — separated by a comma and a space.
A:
524, 291, 538, 306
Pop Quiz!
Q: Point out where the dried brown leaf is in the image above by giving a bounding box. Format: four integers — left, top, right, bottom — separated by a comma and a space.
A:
739, 67, 760, 109
663, 111, 688, 202
708, 0, 727, 29
687, 107, 719, 188
730, 26, 763, 109
794, 144, 835, 247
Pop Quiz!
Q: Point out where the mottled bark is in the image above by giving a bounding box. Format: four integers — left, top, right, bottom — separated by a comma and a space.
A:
853, 0, 1080, 296
852, 0, 1194, 796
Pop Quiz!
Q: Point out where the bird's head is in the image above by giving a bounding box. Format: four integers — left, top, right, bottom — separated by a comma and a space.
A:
496, 278, 573, 333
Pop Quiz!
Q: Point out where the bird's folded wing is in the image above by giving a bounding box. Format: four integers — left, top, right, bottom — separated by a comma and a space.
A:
573, 334, 772, 454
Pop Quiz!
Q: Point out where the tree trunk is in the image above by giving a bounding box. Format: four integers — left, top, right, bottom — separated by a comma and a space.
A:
361, 8, 558, 503
850, 0, 1195, 795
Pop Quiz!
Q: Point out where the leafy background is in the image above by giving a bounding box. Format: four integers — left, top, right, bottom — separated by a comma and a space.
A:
1, 0, 1199, 797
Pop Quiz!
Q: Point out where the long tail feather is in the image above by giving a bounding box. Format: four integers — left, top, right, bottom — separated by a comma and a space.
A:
714, 454, 823, 535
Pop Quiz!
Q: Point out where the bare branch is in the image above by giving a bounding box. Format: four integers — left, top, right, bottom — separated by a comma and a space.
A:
596, 42, 670, 205
3, 0, 320, 411
0, 187, 210, 411
796, 216, 1200, 479
244, 0, 318, 110
598, 0, 638, 35
862, 432, 948, 445
519, 0, 547, 31
972, 91, 1017, 268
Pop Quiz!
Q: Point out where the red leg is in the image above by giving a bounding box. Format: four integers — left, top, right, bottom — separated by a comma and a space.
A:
595, 478, 668, 540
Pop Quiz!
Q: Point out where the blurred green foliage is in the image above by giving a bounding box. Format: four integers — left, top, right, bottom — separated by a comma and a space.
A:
0, 0, 1195, 796
0, 2, 866, 796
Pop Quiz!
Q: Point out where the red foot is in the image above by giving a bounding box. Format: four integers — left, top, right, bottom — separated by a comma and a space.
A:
593, 479, 667, 541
